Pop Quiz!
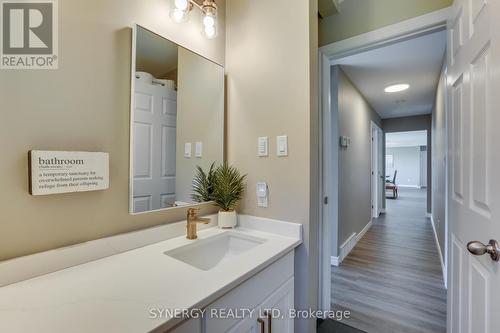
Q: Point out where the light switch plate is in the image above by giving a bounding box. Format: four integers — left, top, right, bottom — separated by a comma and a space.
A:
184, 143, 192, 158
276, 135, 288, 156
256, 182, 268, 207
195, 142, 203, 158
340, 136, 349, 148
258, 137, 268, 157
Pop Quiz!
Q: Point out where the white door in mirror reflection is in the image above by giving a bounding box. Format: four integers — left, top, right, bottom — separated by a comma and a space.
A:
133, 81, 177, 213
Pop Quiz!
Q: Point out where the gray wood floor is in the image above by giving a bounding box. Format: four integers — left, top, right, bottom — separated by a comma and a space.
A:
332, 188, 447, 333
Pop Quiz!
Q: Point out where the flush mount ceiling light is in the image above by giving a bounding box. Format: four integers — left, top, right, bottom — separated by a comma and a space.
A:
170, 0, 218, 39
384, 83, 410, 93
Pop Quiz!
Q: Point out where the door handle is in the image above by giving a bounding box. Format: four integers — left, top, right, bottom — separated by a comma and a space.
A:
467, 239, 500, 261
257, 318, 265, 333
264, 311, 272, 333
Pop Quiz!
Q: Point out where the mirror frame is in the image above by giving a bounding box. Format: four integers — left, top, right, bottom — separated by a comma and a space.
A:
129, 24, 225, 215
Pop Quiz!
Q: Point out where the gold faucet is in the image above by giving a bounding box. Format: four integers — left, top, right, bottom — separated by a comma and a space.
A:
186, 208, 211, 240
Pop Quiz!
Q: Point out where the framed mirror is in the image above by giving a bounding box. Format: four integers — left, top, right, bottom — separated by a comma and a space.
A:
129, 25, 224, 214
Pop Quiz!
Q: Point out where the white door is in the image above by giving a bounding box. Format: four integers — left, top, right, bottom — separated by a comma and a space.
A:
133, 81, 177, 213
447, 0, 500, 332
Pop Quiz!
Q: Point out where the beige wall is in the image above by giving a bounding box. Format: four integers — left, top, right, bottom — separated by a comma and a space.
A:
226, 1, 311, 223
175, 47, 224, 202
225, 0, 318, 331
0, 0, 225, 261
335, 67, 382, 252
319, 0, 453, 46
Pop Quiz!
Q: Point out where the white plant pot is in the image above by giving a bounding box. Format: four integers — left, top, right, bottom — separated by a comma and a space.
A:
218, 210, 237, 229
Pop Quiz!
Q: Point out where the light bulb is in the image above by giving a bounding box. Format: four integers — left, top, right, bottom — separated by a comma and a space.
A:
203, 14, 215, 27
174, 0, 188, 11
204, 25, 216, 38
172, 9, 185, 22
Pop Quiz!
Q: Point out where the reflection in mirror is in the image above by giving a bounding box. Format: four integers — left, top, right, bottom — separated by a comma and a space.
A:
131, 25, 224, 214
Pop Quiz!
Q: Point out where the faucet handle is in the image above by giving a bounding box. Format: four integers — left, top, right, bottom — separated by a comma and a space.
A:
187, 207, 200, 218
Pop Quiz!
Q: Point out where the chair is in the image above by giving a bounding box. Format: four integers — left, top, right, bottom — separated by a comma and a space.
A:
385, 170, 398, 199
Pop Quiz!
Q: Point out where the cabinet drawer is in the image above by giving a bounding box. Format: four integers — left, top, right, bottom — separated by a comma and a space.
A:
205, 251, 294, 332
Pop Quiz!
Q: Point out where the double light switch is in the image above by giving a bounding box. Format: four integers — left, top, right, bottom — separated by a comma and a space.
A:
258, 135, 288, 157
185, 142, 203, 158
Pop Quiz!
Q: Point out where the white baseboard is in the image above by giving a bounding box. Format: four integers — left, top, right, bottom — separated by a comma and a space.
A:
357, 220, 372, 241
398, 184, 420, 188
340, 232, 357, 259
430, 215, 447, 289
331, 220, 373, 267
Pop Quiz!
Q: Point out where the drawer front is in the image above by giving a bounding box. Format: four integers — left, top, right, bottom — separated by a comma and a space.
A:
205, 251, 294, 332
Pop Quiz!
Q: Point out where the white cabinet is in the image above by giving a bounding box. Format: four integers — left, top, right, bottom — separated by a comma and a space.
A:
256, 278, 294, 333
226, 313, 261, 333
228, 278, 294, 333
205, 252, 294, 333
167, 251, 295, 333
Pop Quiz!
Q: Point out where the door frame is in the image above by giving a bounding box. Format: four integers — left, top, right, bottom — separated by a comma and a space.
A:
317, 7, 451, 312
420, 147, 428, 188
371, 121, 383, 218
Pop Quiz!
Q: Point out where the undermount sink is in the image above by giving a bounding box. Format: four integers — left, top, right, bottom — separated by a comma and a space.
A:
164, 232, 266, 271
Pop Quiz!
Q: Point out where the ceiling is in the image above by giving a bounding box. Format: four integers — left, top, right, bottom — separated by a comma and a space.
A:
335, 30, 446, 119
386, 130, 427, 148
136, 26, 178, 78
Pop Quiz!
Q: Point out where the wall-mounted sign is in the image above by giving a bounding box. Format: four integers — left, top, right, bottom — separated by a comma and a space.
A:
29, 150, 109, 195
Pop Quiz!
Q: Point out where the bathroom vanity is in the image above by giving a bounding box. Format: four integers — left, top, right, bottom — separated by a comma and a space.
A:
169, 250, 295, 333
0, 215, 301, 333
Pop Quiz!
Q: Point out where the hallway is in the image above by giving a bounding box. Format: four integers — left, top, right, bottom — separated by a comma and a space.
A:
331, 188, 446, 333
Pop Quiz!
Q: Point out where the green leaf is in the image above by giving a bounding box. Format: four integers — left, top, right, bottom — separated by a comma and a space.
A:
212, 162, 247, 211
191, 162, 216, 202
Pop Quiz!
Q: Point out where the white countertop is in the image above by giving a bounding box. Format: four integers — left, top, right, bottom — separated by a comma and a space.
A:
0, 221, 301, 333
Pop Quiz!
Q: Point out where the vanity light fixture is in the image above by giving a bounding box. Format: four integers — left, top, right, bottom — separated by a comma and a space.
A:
384, 83, 410, 93
170, 0, 218, 39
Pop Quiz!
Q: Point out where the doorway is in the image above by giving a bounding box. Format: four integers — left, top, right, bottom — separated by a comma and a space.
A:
385, 130, 429, 203
317, 9, 450, 333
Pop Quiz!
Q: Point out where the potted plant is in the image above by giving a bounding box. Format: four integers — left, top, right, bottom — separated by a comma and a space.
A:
212, 162, 247, 228
191, 162, 216, 203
